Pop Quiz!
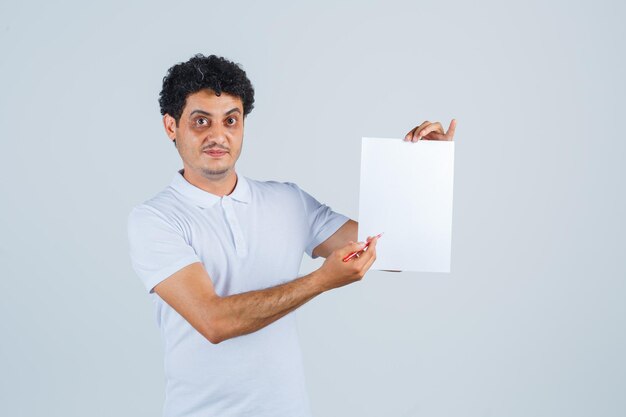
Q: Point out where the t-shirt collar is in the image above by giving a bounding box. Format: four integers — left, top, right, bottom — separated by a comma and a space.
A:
169, 168, 251, 208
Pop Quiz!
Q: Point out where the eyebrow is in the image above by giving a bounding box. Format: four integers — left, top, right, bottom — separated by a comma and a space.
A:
189, 108, 242, 117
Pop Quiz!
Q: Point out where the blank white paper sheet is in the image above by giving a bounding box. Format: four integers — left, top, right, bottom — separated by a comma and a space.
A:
358, 138, 455, 272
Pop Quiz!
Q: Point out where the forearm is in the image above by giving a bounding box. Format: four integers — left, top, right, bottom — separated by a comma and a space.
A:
209, 270, 329, 343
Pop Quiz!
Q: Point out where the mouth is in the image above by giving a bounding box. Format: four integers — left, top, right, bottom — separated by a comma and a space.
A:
203, 149, 229, 158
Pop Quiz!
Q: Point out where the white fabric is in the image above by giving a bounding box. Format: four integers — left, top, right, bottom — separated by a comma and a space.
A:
127, 169, 349, 417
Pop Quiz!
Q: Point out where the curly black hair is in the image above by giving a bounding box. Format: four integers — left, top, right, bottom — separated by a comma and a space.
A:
159, 54, 255, 127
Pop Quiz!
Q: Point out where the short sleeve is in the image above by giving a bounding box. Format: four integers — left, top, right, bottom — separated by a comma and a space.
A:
290, 184, 350, 258
127, 205, 201, 293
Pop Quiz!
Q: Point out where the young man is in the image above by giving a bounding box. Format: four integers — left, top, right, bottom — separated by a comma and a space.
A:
127, 54, 456, 417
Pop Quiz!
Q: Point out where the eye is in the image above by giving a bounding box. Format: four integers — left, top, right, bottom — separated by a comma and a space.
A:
196, 117, 208, 126
226, 117, 237, 125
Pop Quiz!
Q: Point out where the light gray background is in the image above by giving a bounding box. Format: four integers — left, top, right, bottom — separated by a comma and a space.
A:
1, 1, 624, 416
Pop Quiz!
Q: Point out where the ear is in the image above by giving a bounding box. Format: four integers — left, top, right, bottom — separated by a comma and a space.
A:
163, 114, 177, 141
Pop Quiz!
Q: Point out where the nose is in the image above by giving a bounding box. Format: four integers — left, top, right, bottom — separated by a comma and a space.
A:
206, 124, 227, 146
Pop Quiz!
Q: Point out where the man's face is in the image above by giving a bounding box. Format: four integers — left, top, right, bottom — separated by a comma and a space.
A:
164, 89, 245, 181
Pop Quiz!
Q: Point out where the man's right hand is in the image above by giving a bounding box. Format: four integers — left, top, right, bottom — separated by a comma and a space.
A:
315, 235, 379, 291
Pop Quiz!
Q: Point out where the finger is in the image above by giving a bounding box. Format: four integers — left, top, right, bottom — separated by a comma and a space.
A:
360, 243, 378, 273
361, 236, 379, 255
351, 236, 377, 262
340, 241, 367, 258
423, 132, 447, 141
361, 256, 376, 275
410, 121, 430, 142
445, 118, 457, 140
413, 124, 431, 142
420, 122, 444, 140
359, 238, 372, 256
353, 245, 374, 268
404, 127, 418, 141
412, 121, 431, 142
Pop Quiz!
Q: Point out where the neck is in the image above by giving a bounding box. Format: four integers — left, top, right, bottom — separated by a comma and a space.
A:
182, 167, 238, 197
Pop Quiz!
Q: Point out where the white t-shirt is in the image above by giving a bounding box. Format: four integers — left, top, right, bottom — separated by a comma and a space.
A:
127, 169, 349, 417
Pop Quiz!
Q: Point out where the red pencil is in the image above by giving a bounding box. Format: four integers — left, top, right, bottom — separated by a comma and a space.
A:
342, 233, 384, 262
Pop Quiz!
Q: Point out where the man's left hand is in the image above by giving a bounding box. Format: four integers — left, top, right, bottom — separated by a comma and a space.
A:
404, 119, 457, 142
